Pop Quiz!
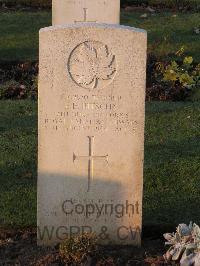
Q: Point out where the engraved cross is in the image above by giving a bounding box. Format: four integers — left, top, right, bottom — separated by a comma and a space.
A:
75, 8, 97, 23
73, 136, 108, 192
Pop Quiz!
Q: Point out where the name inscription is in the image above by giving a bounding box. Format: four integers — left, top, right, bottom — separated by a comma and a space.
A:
42, 94, 138, 133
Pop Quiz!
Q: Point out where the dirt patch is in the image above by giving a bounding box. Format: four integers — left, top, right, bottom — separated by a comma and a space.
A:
0, 228, 61, 265
0, 228, 171, 265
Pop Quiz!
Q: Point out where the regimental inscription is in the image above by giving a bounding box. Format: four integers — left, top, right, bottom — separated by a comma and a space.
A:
68, 41, 117, 90
75, 8, 97, 23
73, 136, 108, 192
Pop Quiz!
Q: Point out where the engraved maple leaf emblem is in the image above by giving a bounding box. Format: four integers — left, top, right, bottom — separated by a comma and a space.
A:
69, 42, 116, 89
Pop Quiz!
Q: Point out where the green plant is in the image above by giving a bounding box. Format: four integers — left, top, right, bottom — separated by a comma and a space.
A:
155, 48, 200, 100
164, 222, 200, 265
59, 233, 98, 265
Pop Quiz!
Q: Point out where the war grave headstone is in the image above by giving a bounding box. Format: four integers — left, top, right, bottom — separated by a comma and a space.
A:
38, 1, 147, 247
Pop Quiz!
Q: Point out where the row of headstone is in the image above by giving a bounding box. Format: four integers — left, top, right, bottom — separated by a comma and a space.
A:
38, 0, 147, 246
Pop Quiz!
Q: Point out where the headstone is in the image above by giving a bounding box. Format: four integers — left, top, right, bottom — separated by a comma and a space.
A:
52, 0, 120, 26
38, 23, 147, 246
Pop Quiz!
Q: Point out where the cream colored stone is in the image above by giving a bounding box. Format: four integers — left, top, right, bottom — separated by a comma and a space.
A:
52, 0, 120, 25
38, 23, 147, 246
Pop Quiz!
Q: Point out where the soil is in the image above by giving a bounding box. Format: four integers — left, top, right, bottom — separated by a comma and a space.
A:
0, 228, 173, 266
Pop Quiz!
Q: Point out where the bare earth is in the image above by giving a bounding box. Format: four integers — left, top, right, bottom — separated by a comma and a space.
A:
0, 228, 172, 265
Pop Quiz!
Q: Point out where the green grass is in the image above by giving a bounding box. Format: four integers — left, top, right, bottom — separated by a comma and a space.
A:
0, 100, 37, 226
121, 11, 200, 61
0, 11, 199, 62
144, 102, 200, 225
0, 100, 200, 227
0, 11, 51, 62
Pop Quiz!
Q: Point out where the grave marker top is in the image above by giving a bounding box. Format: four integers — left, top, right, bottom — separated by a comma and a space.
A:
52, 0, 120, 25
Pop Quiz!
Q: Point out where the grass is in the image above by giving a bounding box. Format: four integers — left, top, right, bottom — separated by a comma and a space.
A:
0, 11, 51, 62
0, 100, 37, 226
121, 11, 200, 61
0, 11, 199, 62
144, 102, 200, 225
0, 100, 199, 227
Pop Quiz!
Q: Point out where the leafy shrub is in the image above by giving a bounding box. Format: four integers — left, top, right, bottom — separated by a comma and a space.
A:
164, 222, 200, 265
59, 233, 98, 265
153, 48, 200, 101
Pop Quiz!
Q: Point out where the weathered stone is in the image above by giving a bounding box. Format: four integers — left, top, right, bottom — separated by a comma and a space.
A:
38, 23, 147, 246
52, 0, 120, 25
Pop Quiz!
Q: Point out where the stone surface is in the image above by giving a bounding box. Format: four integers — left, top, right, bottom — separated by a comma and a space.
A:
38, 23, 147, 246
52, 0, 120, 25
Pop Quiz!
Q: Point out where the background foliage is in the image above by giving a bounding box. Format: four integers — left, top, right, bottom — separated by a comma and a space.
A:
122, 0, 200, 8
0, 0, 200, 9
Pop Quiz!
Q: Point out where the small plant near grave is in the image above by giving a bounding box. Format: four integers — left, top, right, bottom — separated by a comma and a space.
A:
0, 63, 38, 100
0, 80, 37, 100
0, 80, 26, 99
164, 222, 200, 266
154, 47, 200, 101
59, 233, 98, 265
